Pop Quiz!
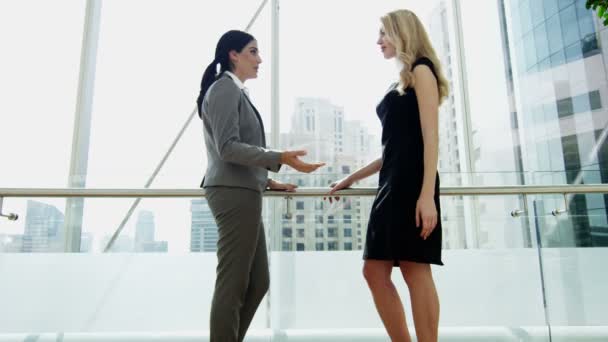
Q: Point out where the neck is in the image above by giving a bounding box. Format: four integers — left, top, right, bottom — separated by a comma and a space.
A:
394, 58, 404, 71
231, 70, 248, 83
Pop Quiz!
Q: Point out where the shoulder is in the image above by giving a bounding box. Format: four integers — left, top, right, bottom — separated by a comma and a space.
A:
412, 57, 437, 82
208, 76, 241, 100
412, 57, 434, 70
204, 77, 242, 114
210, 76, 239, 93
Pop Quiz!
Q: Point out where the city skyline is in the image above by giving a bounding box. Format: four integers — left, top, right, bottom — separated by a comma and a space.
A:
0, 0, 511, 253
2, 1, 606, 252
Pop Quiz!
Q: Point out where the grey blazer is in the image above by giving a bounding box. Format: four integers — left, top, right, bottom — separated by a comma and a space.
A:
200, 74, 281, 193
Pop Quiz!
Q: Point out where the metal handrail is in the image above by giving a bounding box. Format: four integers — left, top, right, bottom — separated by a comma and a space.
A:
1, 184, 607, 198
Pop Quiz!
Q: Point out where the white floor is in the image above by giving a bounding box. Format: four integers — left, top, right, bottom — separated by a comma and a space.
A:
1, 327, 607, 342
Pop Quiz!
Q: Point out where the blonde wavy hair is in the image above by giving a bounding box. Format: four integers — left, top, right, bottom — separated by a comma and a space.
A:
381, 9, 449, 104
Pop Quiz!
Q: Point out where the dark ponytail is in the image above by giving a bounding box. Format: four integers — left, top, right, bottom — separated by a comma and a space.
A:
196, 30, 255, 118
196, 60, 219, 117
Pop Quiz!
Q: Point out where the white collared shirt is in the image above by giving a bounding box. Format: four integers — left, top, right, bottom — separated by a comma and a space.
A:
224, 71, 249, 97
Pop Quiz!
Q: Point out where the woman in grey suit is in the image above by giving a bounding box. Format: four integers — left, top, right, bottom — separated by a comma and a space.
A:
196, 30, 324, 342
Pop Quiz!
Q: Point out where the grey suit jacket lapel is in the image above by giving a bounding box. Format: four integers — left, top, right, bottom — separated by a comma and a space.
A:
218, 73, 267, 147
242, 94, 267, 147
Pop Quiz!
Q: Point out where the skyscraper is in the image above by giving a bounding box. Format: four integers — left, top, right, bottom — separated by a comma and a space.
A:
428, 0, 468, 249
273, 98, 378, 251
22, 200, 64, 252
101, 210, 167, 253
190, 199, 218, 252
134, 210, 168, 253
500, 0, 608, 246
80, 232, 93, 253
135, 210, 154, 252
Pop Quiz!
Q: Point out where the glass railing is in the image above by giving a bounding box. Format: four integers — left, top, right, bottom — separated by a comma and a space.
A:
0, 185, 607, 342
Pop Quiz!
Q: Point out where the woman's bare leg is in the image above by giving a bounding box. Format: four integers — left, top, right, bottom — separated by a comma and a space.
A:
399, 261, 439, 342
363, 260, 412, 342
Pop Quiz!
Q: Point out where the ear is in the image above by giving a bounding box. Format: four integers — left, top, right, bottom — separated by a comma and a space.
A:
228, 50, 239, 64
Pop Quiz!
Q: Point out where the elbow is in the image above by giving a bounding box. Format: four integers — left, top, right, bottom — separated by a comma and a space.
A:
375, 158, 383, 171
217, 142, 237, 162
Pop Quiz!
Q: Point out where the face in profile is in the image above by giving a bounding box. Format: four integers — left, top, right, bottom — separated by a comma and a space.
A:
230, 40, 262, 81
377, 26, 396, 59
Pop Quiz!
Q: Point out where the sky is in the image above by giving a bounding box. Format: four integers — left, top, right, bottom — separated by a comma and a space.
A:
0, 0, 511, 252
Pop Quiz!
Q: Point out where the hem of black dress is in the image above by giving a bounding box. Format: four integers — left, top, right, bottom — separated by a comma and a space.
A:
363, 255, 444, 267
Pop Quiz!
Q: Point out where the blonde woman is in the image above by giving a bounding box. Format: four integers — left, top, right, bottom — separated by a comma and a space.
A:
328, 9, 449, 342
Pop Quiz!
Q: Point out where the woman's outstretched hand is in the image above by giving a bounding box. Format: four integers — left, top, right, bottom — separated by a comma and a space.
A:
325, 176, 354, 203
281, 150, 325, 173
267, 179, 297, 192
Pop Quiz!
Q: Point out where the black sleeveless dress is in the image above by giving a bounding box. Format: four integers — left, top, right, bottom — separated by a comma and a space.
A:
363, 57, 444, 266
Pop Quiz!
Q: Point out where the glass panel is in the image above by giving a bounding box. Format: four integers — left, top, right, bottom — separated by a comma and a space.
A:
524, 32, 539, 71
590, 90, 602, 111
534, 22, 550, 62
558, 0, 575, 10
546, 12, 563, 55
0, 1, 85, 188
550, 49, 566, 67
575, 0, 596, 39
582, 36, 599, 57
530, 0, 546, 27
268, 194, 548, 339
88, 0, 269, 188
520, 0, 533, 35
532, 194, 608, 340
572, 92, 591, 114
503, 0, 608, 191
0, 196, 269, 334
565, 41, 583, 63
543, 0, 560, 19
560, 4, 579, 48
4, 192, 608, 340
510, 0, 522, 39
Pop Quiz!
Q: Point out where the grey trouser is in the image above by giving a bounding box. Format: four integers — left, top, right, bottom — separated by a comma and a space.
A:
205, 187, 270, 342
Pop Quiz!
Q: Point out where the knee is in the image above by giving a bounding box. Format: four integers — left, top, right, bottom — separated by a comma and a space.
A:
400, 263, 432, 288
402, 272, 415, 288
363, 263, 391, 289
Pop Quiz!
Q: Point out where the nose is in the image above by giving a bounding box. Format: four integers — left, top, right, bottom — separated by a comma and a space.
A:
376, 36, 382, 45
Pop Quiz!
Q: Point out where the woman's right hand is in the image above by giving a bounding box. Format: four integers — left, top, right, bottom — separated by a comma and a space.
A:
325, 176, 354, 203
281, 150, 325, 173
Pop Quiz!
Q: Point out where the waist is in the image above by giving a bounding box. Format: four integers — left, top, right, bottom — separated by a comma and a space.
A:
204, 162, 268, 193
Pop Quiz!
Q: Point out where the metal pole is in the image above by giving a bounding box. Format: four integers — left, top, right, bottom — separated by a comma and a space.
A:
246, 0, 269, 32
451, 0, 480, 248
271, 0, 280, 149
3, 184, 608, 198
0, 197, 18, 221
64, 0, 102, 252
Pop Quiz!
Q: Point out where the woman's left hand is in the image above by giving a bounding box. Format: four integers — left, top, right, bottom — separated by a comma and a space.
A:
416, 195, 437, 240
267, 179, 298, 192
